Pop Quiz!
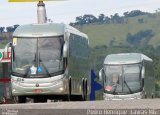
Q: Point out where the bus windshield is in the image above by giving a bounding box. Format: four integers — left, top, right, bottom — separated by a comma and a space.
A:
12, 37, 64, 77
103, 64, 142, 94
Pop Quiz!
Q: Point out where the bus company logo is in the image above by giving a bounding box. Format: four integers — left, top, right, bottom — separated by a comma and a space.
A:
36, 83, 39, 87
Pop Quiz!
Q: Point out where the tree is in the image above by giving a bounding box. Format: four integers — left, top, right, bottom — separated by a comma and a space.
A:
126, 30, 154, 45
110, 13, 124, 24
123, 10, 149, 18
75, 16, 84, 25
83, 14, 97, 24
6, 24, 20, 32
123, 12, 129, 17
74, 14, 98, 25
98, 14, 105, 23
6, 26, 14, 32
13, 24, 19, 30
0, 27, 5, 32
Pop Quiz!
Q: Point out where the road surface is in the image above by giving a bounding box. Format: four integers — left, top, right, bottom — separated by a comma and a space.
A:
1, 99, 160, 115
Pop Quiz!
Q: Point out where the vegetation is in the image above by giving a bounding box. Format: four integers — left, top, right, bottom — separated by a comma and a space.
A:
70, 10, 149, 26
126, 29, 154, 45
69, 10, 160, 48
0, 24, 19, 33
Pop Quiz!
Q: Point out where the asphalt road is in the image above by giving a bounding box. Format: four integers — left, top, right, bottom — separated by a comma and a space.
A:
1, 99, 160, 115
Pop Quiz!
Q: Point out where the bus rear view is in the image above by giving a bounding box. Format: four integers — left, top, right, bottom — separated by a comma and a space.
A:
99, 53, 155, 100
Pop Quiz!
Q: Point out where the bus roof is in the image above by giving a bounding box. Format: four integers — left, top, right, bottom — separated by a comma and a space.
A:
13, 23, 65, 37
13, 23, 88, 39
104, 53, 152, 65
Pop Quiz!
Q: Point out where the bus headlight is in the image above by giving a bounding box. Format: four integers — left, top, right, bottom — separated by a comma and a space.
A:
12, 89, 16, 92
59, 87, 64, 91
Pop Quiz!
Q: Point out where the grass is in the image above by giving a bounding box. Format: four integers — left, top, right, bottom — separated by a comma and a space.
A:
155, 80, 160, 97
76, 13, 160, 48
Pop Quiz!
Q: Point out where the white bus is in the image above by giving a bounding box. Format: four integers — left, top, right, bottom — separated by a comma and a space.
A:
99, 53, 155, 100
4, 1, 90, 103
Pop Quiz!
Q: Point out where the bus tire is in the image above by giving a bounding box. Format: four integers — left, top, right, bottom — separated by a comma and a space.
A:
85, 79, 88, 100
81, 79, 87, 101
18, 96, 26, 103
68, 78, 72, 101
152, 93, 154, 99
34, 97, 47, 103
144, 92, 147, 99
12, 96, 18, 103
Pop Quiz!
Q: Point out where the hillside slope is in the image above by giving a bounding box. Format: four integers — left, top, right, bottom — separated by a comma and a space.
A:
76, 14, 160, 48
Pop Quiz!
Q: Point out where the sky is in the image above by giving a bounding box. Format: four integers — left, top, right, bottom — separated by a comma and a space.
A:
1, 0, 160, 27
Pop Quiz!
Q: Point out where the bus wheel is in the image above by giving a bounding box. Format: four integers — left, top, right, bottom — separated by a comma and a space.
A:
18, 96, 26, 103
34, 97, 47, 103
13, 96, 18, 103
3, 97, 6, 104
68, 78, 72, 101
82, 79, 87, 101
144, 92, 147, 99
84, 79, 88, 100
152, 93, 154, 99
33, 98, 38, 103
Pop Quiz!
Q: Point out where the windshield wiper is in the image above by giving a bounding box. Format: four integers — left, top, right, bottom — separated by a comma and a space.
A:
23, 54, 37, 78
23, 67, 30, 78
39, 53, 51, 77
113, 85, 117, 94
124, 77, 133, 94
23, 52, 52, 77
40, 60, 51, 77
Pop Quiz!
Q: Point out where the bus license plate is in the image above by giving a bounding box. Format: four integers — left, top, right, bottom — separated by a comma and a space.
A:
33, 89, 43, 93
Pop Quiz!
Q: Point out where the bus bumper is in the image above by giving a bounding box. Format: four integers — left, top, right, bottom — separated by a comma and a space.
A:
11, 75, 68, 96
103, 91, 144, 100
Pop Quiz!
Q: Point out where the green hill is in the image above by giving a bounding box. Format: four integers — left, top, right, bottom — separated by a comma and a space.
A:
76, 13, 160, 48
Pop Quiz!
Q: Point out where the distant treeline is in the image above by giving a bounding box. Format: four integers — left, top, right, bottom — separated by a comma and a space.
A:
0, 10, 153, 32
0, 24, 19, 33
70, 10, 151, 26
0, 24, 19, 44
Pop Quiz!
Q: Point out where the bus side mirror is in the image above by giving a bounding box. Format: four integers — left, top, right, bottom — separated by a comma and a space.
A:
141, 66, 145, 78
99, 68, 103, 81
63, 42, 68, 58
4, 42, 12, 58
63, 31, 70, 58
